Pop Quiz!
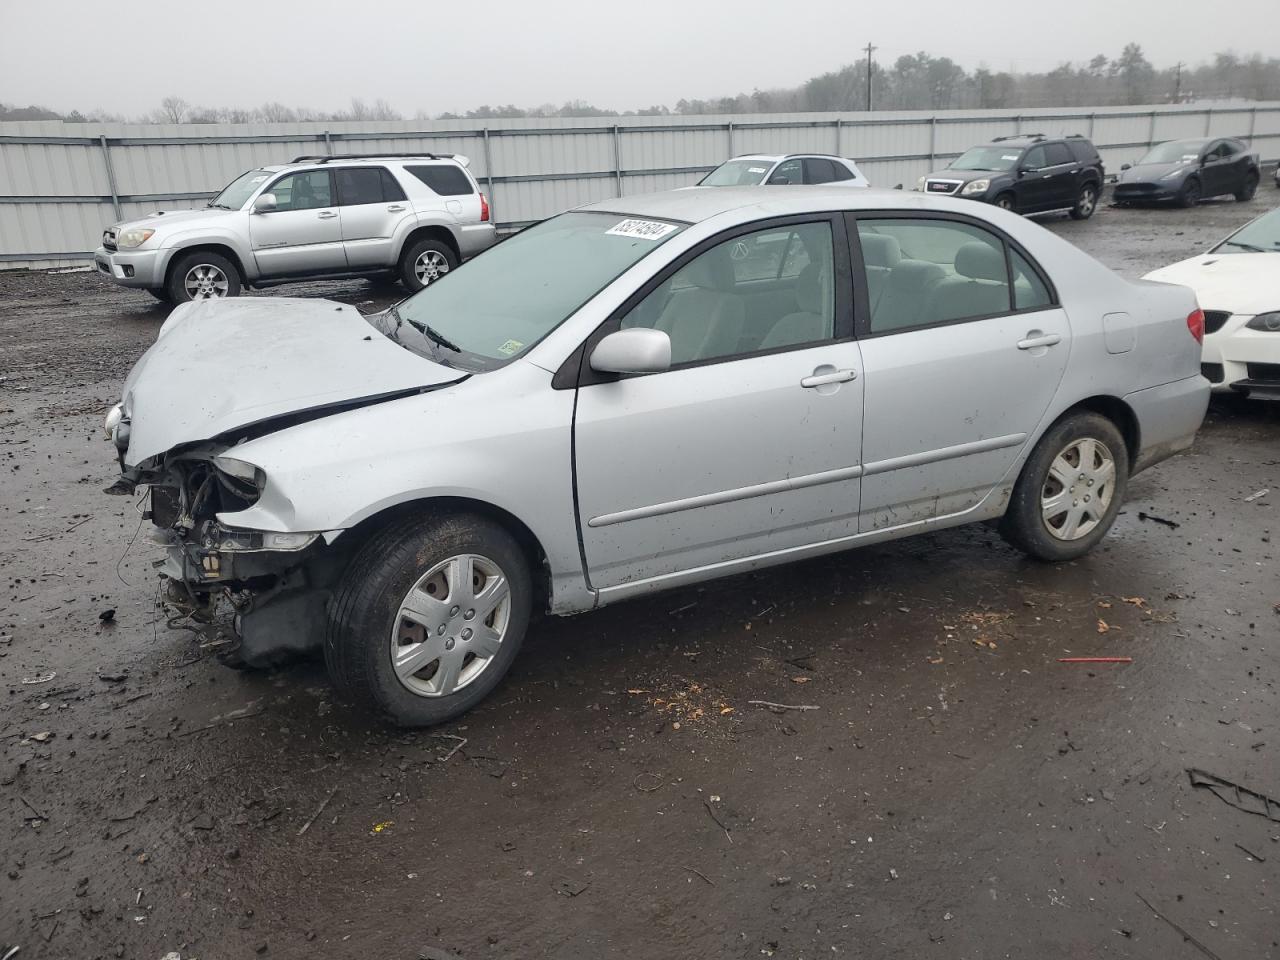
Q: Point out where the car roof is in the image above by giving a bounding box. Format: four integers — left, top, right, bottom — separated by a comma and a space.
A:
580, 186, 986, 225
730, 153, 846, 162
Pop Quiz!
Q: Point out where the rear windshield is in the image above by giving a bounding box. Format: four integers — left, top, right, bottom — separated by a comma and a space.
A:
1139, 140, 1205, 165
699, 159, 772, 186
949, 146, 1022, 172
387, 211, 686, 369
209, 169, 271, 210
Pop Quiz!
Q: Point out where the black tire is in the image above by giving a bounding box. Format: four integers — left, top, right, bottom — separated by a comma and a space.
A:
1069, 182, 1099, 220
1235, 173, 1259, 202
166, 250, 242, 303
398, 237, 458, 293
326, 512, 531, 727
993, 193, 1017, 212
999, 412, 1129, 562
1177, 178, 1202, 208
147, 288, 174, 303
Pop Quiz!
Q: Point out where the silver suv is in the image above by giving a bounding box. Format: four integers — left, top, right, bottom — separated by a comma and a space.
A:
94, 154, 496, 303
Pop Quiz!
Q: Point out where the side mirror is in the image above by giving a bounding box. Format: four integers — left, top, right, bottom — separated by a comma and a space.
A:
253, 193, 278, 213
1120, 163, 1132, 171
590, 328, 671, 375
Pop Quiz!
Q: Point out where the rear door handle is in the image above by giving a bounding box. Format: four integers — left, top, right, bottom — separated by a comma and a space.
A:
317, 210, 338, 219
387, 204, 406, 212
1017, 333, 1062, 350
801, 368, 858, 388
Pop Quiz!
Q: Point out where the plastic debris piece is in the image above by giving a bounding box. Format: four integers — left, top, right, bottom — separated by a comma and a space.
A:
1187, 768, 1280, 822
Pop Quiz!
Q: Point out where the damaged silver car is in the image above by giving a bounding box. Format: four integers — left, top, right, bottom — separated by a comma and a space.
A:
107, 187, 1209, 726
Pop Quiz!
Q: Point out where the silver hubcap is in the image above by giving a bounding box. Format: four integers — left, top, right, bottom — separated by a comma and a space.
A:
414, 250, 450, 285
390, 554, 510, 698
1078, 189, 1095, 215
997, 198, 1013, 210
183, 264, 229, 299
1041, 437, 1116, 541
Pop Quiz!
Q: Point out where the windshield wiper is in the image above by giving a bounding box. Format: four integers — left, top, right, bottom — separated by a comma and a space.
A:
386, 303, 462, 355
206, 202, 232, 210
1222, 239, 1266, 252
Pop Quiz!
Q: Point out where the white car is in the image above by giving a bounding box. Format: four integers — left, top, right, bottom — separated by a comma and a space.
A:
698, 154, 870, 188
1145, 206, 1280, 399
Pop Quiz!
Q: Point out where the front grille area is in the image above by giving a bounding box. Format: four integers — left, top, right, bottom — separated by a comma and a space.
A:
1203, 310, 1231, 334
925, 179, 961, 195
1201, 363, 1224, 383
1246, 362, 1280, 382
1114, 183, 1158, 195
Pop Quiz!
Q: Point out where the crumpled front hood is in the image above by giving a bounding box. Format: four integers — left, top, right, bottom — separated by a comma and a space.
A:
120, 298, 464, 467
1120, 162, 1193, 183
1144, 253, 1280, 315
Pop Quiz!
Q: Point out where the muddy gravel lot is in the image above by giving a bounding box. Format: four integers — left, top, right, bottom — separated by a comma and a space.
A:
2, 195, 1279, 960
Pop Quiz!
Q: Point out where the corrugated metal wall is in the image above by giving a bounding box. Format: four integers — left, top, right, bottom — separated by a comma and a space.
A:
2, 102, 1278, 269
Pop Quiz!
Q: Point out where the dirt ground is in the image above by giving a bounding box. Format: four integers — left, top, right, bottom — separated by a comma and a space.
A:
2, 193, 1279, 960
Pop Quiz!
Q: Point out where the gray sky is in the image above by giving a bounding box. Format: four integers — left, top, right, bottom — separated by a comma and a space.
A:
2, 0, 1273, 116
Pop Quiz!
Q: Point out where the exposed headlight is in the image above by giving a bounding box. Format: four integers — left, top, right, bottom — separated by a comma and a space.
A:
915, 176, 926, 192
1246, 311, 1280, 332
209, 525, 319, 553
962, 179, 991, 195
116, 227, 156, 248
104, 403, 123, 439
1160, 168, 1187, 181
213, 456, 265, 488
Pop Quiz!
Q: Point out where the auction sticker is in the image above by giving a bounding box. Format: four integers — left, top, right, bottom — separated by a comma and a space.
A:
606, 218, 678, 241
497, 339, 524, 356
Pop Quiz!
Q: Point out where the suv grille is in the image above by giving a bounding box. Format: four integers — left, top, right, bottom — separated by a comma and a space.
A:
1203, 311, 1231, 335
925, 179, 962, 195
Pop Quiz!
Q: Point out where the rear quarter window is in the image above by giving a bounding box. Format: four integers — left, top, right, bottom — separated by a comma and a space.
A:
406, 165, 474, 196
1067, 139, 1099, 163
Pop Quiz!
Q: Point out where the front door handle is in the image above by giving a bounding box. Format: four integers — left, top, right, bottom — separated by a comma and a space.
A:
1017, 332, 1062, 350
801, 368, 858, 388
317, 210, 338, 219
387, 204, 406, 212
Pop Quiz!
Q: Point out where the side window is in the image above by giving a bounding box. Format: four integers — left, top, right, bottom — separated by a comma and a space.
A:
335, 168, 387, 206
830, 162, 854, 182
1023, 145, 1047, 170
269, 170, 332, 211
1067, 139, 1097, 163
381, 168, 407, 201
768, 159, 802, 185
857, 219, 1012, 334
405, 164, 474, 196
803, 158, 838, 184
1044, 143, 1073, 166
620, 221, 836, 365
1011, 249, 1052, 310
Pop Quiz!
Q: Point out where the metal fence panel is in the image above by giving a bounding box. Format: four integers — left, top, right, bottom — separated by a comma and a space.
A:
2, 102, 1278, 266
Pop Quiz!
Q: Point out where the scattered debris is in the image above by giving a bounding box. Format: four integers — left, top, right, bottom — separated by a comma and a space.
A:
1234, 842, 1266, 862
633, 773, 663, 793
1135, 892, 1223, 960
297, 787, 337, 838
97, 672, 128, 683
703, 798, 733, 843
98, 609, 116, 624
21, 516, 92, 542
1243, 488, 1270, 503
432, 734, 467, 762
2, 946, 20, 960
20, 673, 56, 685
176, 702, 264, 737
370, 821, 394, 835
1137, 511, 1180, 529
747, 700, 819, 712
1187, 769, 1279, 822
19, 795, 46, 822
554, 877, 590, 897
1097, 619, 1111, 633
1058, 657, 1132, 664
683, 866, 714, 885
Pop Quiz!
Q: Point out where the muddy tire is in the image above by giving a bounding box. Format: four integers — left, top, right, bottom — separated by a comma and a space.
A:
1069, 182, 1098, 220
999, 412, 1129, 562
166, 250, 242, 303
147, 288, 174, 303
326, 512, 531, 727
1177, 177, 1202, 208
398, 237, 458, 293
1235, 173, 1259, 202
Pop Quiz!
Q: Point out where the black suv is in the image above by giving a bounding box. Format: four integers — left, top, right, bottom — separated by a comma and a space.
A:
917, 134, 1105, 219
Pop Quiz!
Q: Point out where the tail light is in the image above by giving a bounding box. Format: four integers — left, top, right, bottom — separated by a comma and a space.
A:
479, 192, 490, 223
1187, 308, 1205, 344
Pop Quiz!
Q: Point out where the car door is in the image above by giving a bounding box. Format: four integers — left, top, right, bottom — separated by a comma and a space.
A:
1041, 142, 1078, 207
572, 215, 865, 593
335, 166, 411, 269
767, 158, 803, 185
1199, 141, 1231, 196
1013, 145, 1052, 210
249, 169, 345, 276
850, 214, 1069, 531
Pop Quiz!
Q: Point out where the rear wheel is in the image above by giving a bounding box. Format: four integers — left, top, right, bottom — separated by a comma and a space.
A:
1235, 173, 1259, 202
1069, 182, 1098, 220
1177, 178, 1202, 208
999, 412, 1129, 562
399, 237, 458, 293
326, 512, 531, 727
993, 193, 1016, 212
167, 251, 242, 303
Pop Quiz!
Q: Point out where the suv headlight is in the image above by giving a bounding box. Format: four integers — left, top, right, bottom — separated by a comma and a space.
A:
1246, 311, 1280, 332
961, 179, 991, 195
116, 227, 155, 248
1160, 168, 1187, 181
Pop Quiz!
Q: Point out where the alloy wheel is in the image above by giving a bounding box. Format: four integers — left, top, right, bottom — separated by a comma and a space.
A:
414, 250, 450, 285
183, 263, 230, 299
1040, 437, 1116, 541
389, 553, 511, 698
1077, 186, 1096, 217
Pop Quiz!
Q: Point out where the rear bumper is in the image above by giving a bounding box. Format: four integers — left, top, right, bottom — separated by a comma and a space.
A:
1125, 374, 1210, 474
457, 223, 498, 259
94, 246, 165, 288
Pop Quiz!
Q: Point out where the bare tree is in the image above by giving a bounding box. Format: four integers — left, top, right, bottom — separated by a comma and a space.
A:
159, 96, 189, 123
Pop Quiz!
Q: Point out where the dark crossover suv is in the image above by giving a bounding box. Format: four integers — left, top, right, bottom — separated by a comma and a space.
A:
917, 134, 1104, 219
1113, 138, 1260, 207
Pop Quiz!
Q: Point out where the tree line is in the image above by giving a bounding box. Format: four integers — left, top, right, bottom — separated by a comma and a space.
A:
3, 45, 1277, 124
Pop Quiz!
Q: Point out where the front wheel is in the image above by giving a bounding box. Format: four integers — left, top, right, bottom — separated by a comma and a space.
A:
1177, 178, 1202, 208
399, 237, 458, 293
993, 193, 1016, 212
1069, 183, 1098, 220
999, 413, 1129, 562
1235, 173, 1259, 202
167, 251, 242, 303
326, 513, 531, 726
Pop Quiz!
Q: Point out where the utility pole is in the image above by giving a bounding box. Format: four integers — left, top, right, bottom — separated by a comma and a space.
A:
865, 42, 877, 112
1173, 62, 1184, 103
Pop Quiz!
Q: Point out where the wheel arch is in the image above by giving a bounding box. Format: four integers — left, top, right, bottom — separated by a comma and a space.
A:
399, 223, 462, 265
162, 243, 248, 290
1053, 395, 1140, 465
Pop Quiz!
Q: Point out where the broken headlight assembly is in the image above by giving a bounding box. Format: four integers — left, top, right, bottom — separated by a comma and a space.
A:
207, 525, 319, 553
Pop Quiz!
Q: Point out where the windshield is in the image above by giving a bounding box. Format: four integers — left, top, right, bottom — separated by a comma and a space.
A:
1211, 206, 1280, 255
699, 159, 771, 186
389, 211, 686, 369
1138, 140, 1204, 165
949, 146, 1023, 172
209, 169, 272, 210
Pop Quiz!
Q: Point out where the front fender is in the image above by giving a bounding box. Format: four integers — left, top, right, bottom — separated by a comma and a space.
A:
156, 223, 258, 280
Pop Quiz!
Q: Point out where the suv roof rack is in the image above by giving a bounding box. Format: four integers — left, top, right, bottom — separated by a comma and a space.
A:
992, 133, 1046, 143
290, 152, 455, 164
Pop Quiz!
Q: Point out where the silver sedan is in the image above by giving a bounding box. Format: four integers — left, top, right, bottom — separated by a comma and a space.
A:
108, 187, 1209, 726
